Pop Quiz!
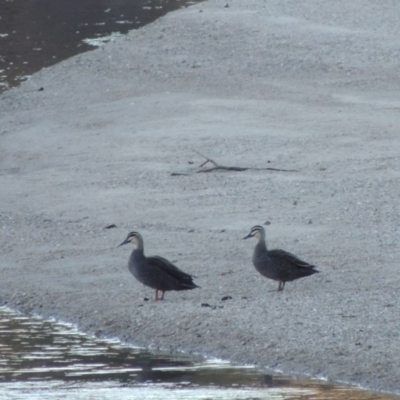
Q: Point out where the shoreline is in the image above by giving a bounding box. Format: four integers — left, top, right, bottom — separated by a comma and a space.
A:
1, 0, 400, 394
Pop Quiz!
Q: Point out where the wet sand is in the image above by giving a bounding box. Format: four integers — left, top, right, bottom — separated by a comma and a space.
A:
1, 0, 400, 394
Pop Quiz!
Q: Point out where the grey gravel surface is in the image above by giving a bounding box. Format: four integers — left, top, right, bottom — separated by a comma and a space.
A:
1, 0, 400, 394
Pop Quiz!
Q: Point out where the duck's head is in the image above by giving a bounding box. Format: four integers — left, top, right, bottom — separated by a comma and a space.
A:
118, 231, 143, 249
242, 225, 265, 241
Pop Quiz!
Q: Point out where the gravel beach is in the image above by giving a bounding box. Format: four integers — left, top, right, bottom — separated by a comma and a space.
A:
1, 0, 400, 394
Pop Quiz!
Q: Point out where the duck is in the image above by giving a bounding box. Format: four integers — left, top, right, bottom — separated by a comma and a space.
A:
243, 225, 319, 291
118, 231, 199, 300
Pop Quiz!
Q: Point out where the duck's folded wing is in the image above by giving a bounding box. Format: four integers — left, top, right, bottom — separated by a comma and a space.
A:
268, 249, 317, 270
148, 256, 195, 282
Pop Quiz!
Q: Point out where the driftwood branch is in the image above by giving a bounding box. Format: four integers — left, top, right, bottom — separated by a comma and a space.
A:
193, 150, 298, 173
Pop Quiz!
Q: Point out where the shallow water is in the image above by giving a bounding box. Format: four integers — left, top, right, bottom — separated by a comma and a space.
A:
0, 307, 399, 400
0, 0, 203, 92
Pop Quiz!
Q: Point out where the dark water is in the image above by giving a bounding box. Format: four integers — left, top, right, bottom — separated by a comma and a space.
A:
0, 0, 203, 92
0, 307, 398, 400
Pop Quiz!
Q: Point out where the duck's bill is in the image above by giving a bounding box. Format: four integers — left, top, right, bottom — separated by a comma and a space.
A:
118, 238, 130, 247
